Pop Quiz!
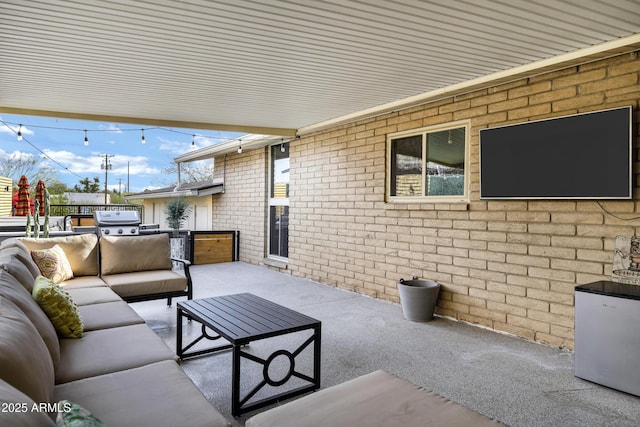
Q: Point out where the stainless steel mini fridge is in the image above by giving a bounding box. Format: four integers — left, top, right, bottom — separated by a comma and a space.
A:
574, 281, 640, 397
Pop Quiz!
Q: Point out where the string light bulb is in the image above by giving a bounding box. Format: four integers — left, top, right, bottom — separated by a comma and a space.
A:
141, 129, 146, 144
191, 134, 195, 146
17, 124, 23, 141
84, 130, 89, 146
280, 138, 286, 152
237, 139, 242, 154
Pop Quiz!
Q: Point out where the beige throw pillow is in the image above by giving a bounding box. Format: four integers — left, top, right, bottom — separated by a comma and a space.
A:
31, 245, 74, 284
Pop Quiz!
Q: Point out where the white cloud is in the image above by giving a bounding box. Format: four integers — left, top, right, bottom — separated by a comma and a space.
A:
98, 123, 123, 133
157, 134, 223, 155
157, 136, 195, 155
41, 149, 161, 176
128, 183, 164, 193
0, 148, 36, 160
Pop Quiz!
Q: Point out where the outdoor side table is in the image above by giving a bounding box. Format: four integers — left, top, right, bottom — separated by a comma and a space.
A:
176, 293, 321, 416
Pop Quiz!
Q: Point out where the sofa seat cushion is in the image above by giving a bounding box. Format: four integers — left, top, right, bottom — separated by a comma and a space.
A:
245, 370, 505, 427
78, 301, 144, 331
59, 275, 107, 290
100, 233, 173, 275
66, 287, 122, 306
56, 323, 177, 384
0, 271, 60, 370
102, 270, 188, 298
0, 297, 55, 405
0, 379, 56, 427
19, 234, 99, 276
54, 360, 231, 427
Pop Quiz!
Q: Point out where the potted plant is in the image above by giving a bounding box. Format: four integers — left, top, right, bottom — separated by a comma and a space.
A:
165, 197, 192, 268
397, 277, 440, 322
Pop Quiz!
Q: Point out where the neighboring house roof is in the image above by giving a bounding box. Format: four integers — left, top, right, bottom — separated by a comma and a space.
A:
65, 192, 111, 204
125, 180, 224, 200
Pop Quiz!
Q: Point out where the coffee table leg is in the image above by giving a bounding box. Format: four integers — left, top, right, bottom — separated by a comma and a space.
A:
176, 307, 183, 358
232, 343, 241, 416
232, 325, 321, 415
313, 324, 321, 390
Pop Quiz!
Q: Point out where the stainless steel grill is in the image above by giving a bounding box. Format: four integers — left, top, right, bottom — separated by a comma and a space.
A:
94, 211, 141, 236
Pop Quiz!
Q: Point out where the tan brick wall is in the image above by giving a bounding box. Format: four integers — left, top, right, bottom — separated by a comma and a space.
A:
211, 149, 267, 264
286, 52, 640, 350
209, 52, 639, 349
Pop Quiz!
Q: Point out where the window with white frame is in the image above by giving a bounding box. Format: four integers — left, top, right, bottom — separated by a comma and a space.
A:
387, 122, 469, 202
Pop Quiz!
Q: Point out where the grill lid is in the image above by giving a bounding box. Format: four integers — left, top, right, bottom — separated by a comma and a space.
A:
93, 210, 141, 226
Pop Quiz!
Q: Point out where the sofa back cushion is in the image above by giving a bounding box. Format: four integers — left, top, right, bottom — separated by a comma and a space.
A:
19, 234, 99, 276
100, 234, 173, 276
0, 270, 61, 370
0, 243, 42, 285
0, 296, 55, 405
0, 379, 56, 427
0, 250, 38, 292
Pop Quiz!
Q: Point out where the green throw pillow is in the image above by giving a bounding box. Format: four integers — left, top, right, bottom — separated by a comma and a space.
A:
32, 275, 83, 338
56, 400, 105, 427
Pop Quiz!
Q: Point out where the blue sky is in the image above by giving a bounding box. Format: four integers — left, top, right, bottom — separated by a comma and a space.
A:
0, 114, 242, 193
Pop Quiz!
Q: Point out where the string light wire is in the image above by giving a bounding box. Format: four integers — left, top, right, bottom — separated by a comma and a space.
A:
0, 118, 84, 178
0, 118, 234, 179
0, 120, 230, 144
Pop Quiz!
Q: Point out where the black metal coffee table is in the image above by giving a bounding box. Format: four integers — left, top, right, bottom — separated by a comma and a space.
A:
176, 293, 321, 416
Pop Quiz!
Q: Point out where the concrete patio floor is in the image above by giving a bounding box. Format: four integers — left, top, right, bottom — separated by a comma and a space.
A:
130, 262, 640, 426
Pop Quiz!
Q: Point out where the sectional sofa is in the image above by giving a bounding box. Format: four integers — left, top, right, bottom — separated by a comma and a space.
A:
0, 233, 230, 426
17, 232, 193, 304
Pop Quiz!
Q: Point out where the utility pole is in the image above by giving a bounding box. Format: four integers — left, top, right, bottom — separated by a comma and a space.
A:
100, 154, 114, 205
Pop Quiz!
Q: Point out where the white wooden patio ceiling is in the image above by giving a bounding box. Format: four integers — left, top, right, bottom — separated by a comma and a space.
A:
1, 0, 640, 136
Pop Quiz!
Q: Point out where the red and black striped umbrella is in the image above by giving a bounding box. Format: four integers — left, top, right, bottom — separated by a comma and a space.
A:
15, 175, 31, 216
35, 180, 46, 216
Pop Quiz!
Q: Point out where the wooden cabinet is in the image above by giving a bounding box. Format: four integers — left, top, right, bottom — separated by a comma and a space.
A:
191, 231, 238, 265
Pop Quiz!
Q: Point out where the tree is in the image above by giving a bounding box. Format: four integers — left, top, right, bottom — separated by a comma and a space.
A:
108, 190, 127, 204
49, 192, 69, 205
73, 177, 100, 193
46, 180, 70, 195
42, 179, 70, 205
0, 152, 59, 185
160, 160, 214, 186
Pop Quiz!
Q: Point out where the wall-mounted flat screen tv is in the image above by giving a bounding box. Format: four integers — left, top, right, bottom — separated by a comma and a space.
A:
480, 106, 632, 199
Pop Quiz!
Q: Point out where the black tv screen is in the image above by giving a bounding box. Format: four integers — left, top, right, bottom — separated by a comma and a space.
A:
480, 106, 632, 199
